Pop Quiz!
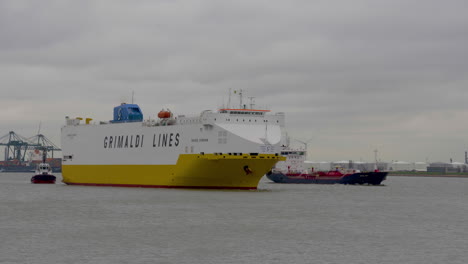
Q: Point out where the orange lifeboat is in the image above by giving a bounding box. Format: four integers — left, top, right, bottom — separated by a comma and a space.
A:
158, 110, 171, 119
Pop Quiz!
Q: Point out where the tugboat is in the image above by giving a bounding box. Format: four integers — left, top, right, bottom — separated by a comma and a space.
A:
267, 149, 387, 185
31, 150, 56, 184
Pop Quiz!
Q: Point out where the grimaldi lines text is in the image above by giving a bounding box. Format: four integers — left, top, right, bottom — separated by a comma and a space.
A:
102, 133, 181, 149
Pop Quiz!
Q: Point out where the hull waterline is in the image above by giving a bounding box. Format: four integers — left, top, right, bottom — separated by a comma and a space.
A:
31, 174, 56, 184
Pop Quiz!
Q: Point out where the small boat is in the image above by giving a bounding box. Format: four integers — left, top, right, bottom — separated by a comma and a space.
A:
31, 150, 56, 184
267, 148, 387, 185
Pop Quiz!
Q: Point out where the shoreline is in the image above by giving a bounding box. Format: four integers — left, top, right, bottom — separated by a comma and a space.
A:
388, 173, 468, 178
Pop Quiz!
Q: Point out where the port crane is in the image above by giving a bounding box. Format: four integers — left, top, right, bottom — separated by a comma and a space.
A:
0, 131, 61, 162
0, 131, 33, 162
27, 134, 61, 158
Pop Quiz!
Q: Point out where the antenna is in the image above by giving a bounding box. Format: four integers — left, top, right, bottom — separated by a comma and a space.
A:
228, 88, 232, 109
132, 91, 135, 104
37, 121, 42, 135
294, 138, 313, 160
374, 149, 378, 171
248, 97, 255, 109
239, 89, 243, 109
295, 138, 313, 150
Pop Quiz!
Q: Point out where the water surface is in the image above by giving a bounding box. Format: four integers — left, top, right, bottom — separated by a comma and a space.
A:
1, 173, 466, 264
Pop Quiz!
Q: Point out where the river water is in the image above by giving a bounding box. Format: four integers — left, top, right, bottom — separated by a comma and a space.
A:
1, 173, 467, 264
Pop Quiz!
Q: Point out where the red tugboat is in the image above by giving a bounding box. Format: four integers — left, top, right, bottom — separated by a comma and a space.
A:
267, 149, 387, 185
267, 167, 387, 185
31, 150, 56, 184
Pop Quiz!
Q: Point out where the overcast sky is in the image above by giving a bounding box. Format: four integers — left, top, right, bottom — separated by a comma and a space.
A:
1, 0, 467, 163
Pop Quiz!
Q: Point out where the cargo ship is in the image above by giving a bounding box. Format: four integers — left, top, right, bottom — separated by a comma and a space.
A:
61, 94, 287, 189
266, 149, 387, 185
0, 158, 62, 173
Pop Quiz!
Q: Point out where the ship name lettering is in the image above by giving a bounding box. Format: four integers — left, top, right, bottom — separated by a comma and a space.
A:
153, 133, 180, 148
117, 136, 124, 148
104, 134, 144, 149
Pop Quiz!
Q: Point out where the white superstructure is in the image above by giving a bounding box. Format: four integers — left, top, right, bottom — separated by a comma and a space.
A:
62, 107, 287, 165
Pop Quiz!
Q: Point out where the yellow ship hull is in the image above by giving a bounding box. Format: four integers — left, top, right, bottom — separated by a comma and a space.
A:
62, 153, 285, 189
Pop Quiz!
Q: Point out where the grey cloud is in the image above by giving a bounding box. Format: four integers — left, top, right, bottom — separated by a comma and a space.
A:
1, 0, 467, 162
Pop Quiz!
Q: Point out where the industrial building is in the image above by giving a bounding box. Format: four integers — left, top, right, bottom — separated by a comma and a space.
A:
388, 161, 428, 172
427, 162, 467, 173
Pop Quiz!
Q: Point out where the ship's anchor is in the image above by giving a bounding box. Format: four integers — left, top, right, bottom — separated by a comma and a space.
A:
243, 165, 253, 175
